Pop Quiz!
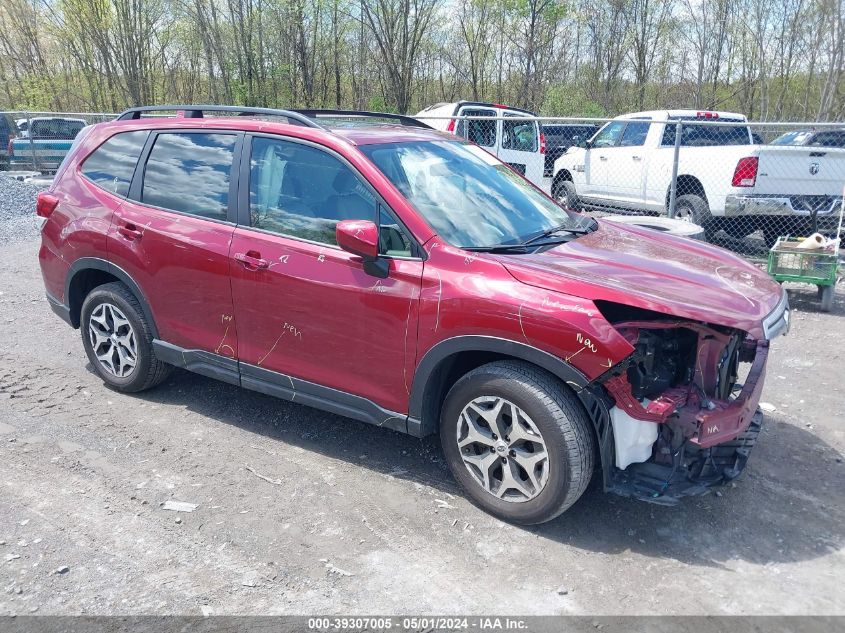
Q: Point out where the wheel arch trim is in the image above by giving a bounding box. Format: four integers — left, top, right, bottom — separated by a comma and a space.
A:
65, 257, 159, 338
408, 335, 589, 437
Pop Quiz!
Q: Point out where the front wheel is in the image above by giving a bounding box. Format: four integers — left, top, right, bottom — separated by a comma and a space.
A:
440, 361, 595, 524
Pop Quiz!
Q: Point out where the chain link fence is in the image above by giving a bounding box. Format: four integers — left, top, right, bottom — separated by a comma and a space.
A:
0, 111, 116, 175
3, 109, 843, 262
418, 113, 845, 261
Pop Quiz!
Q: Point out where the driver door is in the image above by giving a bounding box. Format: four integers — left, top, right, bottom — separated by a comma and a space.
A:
583, 120, 625, 200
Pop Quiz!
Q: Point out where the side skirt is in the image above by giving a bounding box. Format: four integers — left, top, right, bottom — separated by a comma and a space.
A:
152, 340, 408, 434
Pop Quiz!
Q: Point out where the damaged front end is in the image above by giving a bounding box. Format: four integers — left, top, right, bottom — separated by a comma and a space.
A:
586, 305, 781, 505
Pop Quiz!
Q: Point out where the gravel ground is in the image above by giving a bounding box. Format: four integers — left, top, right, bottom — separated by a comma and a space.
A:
0, 174, 46, 245
0, 195, 843, 616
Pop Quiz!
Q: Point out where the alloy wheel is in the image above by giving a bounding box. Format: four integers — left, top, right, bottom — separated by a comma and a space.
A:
88, 302, 138, 378
456, 396, 549, 502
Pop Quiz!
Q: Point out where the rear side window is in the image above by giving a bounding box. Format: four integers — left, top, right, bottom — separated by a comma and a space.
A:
661, 121, 751, 146
457, 109, 495, 147
81, 131, 148, 196
141, 132, 236, 220
30, 119, 85, 139
503, 117, 538, 152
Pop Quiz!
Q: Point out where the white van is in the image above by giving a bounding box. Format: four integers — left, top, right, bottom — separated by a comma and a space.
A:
415, 101, 547, 192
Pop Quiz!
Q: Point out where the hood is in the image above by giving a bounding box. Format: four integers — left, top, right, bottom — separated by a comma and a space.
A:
500, 219, 783, 338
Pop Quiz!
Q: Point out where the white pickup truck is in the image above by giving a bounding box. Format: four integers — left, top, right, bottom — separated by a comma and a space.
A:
552, 110, 845, 244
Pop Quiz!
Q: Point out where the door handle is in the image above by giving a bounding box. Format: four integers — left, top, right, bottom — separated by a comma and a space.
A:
234, 252, 269, 270
118, 223, 143, 240
632, 155, 642, 161
599, 155, 608, 161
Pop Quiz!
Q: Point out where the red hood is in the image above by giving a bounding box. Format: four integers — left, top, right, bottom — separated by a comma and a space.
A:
499, 219, 783, 338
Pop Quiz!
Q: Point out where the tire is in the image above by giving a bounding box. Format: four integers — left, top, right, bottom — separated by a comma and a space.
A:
554, 179, 580, 211
440, 361, 595, 525
820, 285, 834, 312
80, 282, 172, 392
672, 194, 712, 229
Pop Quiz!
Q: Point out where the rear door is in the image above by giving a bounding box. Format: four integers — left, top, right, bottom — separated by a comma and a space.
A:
499, 113, 544, 189
108, 129, 241, 364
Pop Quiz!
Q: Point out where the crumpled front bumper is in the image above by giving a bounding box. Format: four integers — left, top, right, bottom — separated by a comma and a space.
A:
609, 410, 763, 505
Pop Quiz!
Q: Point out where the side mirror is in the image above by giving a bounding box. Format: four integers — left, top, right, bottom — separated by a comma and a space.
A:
336, 220, 388, 278
337, 220, 379, 259
582, 139, 593, 149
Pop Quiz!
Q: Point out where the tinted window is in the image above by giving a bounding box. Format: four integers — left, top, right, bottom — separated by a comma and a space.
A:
503, 117, 538, 152
619, 121, 650, 146
249, 137, 376, 245
30, 119, 85, 139
457, 109, 495, 147
141, 132, 236, 220
81, 131, 148, 196
661, 121, 750, 146
809, 131, 845, 148
592, 121, 626, 148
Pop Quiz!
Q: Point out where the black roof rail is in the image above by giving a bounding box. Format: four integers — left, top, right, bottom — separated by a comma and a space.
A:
114, 105, 323, 128
291, 109, 432, 129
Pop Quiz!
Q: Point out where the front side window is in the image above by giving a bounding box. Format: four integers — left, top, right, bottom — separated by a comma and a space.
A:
619, 121, 650, 147
249, 137, 376, 245
81, 130, 148, 196
592, 121, 626, 148
503, 117, 538, 152
141, 132, 236, 220
361, 140, 591, 249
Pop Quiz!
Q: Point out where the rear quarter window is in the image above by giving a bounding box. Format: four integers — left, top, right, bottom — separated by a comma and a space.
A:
80, 130, 149, 197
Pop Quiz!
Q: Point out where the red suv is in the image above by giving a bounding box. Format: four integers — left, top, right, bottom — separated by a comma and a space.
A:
37, 106, 788, 524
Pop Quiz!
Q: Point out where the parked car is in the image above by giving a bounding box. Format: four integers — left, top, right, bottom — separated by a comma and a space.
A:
552, 110, 845, 244
0, 113, 15, 170
9, 116, 86, 173
541, 123, 600, 177
416, 101, 547, 190
38, 105, 787, 524
770, 128, 845, 148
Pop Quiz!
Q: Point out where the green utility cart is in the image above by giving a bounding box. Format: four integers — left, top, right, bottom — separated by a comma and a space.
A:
767, 235, 840, 312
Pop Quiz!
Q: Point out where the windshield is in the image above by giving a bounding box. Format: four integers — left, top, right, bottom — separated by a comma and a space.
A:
359, 140, 591, 248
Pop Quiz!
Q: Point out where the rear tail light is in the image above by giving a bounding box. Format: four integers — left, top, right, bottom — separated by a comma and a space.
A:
6, 139, 12, 157
446, 119, 456, 133
540, 132, 546, 154
731, 157, 759, 187
36, 193, 59, 218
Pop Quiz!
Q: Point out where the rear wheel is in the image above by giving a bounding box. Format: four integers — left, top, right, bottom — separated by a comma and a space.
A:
440, 361, 595, 524
80, 282, 172, 392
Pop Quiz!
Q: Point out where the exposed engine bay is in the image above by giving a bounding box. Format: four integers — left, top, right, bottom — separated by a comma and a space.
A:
589, 313, 769, 504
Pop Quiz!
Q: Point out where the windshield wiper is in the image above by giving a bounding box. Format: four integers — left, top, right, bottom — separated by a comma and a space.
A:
522, 221, 595, 246
461, 237, 572, 253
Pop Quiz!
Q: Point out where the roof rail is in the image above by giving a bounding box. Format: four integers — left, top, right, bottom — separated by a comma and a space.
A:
114, 105, 323, 128
291, 109, 432, 129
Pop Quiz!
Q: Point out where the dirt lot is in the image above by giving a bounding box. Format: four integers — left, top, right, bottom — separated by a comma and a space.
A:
0, 230, 843, 616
